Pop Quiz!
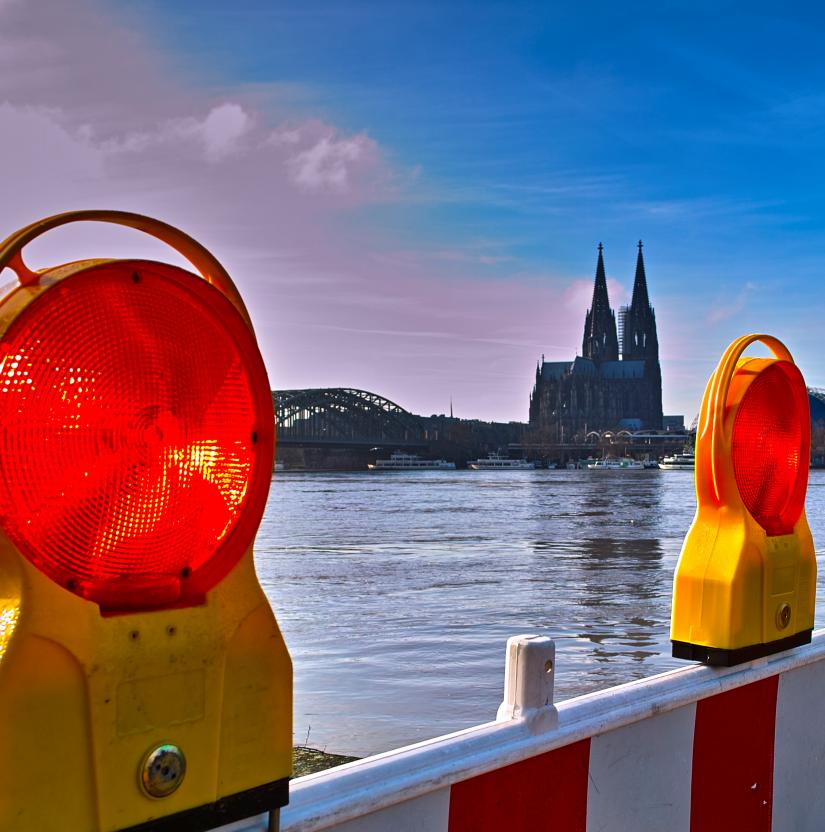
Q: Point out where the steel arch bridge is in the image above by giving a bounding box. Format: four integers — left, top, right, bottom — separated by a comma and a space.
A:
274, 388, 426, 447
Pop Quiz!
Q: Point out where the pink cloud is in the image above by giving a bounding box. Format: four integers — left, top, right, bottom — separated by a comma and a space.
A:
108, 103, 256, 162
0, 1, 390, 265
0, 0, 582, 422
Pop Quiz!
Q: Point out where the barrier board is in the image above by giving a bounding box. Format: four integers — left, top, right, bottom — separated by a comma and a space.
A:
219, 629, 825, 832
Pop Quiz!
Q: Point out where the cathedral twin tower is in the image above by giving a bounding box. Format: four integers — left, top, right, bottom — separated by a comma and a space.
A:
529, 242, 663, 439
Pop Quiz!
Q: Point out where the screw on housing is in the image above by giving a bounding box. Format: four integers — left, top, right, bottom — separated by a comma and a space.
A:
141, 744, 186, 798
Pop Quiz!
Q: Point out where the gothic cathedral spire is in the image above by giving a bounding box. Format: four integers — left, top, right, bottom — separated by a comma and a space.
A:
582, 243, 619, 362
630, 239, 650, 310
621, 240, 659, 361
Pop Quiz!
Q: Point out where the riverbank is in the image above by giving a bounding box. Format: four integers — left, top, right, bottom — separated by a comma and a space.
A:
293, 746, 359, 777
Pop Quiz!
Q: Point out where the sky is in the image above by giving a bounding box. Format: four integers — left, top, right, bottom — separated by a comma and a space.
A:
2, 1, 825, 422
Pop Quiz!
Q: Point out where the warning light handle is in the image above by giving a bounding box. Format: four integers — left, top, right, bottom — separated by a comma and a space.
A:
0, 210, 254, 330
701, 333, 795, 505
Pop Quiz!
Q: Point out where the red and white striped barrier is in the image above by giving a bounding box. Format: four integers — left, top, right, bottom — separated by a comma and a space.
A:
222, 630, 825, 832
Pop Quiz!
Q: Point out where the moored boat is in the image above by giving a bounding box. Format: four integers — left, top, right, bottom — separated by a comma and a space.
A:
468, 452, 535, 470
586, 457, 645, 470
368, 452, 456, 471
659, 452, 695, 470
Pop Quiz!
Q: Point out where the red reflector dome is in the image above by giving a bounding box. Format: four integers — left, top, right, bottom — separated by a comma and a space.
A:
0, 263, 273, 610
731, 361, 809, 536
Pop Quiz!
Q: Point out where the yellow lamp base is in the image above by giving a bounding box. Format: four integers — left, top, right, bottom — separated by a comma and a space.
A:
672, 629, 812, 667
116, 778, 288, 832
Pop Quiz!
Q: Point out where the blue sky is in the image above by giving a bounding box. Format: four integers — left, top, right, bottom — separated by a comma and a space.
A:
126, 2, 825, 254
3, 1, 825, 420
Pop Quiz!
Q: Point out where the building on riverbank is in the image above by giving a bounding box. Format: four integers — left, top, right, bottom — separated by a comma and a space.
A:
529, 242, 663, 441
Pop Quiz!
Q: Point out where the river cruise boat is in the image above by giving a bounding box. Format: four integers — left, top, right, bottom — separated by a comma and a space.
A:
468, 452, 535, 470
368, 452, 456, 471
659, 452, 695, 470
586, 457, 645, 470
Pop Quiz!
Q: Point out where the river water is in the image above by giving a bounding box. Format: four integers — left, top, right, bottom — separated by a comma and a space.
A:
255, 469, 825, 758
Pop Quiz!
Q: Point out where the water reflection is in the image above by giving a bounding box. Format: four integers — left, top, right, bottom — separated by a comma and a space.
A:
257, 469, 825, 757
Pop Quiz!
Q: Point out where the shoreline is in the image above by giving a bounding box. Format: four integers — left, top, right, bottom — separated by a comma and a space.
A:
293, 746, 360, 778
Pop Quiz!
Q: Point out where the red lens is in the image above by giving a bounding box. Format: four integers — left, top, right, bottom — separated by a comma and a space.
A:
731, 361, 809, 535
0, 263, 273, 610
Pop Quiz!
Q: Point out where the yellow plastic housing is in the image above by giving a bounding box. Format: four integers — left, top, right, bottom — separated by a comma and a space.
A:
671, 335, 816, 665
0, 540, 292, 831
0, 213, 292, 831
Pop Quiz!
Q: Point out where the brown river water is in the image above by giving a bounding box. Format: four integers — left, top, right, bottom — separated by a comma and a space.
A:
254, 469, 825, 757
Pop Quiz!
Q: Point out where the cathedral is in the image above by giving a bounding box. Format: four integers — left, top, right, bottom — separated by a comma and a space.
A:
529, 242, 663, 440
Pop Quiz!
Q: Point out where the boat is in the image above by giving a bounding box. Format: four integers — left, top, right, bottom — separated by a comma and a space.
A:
586, 457, 645, 470
468, 452, 535, 470
368, 452, 456, 471
659, 452, 695, 470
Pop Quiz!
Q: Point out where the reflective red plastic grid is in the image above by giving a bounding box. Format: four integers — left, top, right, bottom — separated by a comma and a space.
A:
0, 264, 273, 610
731, 361, 808, 536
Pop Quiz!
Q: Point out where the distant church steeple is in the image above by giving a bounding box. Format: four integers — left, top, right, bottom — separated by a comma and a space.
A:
582, 243, 619, 362
620, 240, 659, 361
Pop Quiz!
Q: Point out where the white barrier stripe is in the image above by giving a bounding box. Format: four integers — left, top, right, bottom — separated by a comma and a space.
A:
772, 660, 825, 831
331, 788, 450, 832
281, 632, 825, 832
586, 704, 695, 832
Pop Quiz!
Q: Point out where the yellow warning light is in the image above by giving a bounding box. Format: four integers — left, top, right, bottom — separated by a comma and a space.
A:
0, 211, 291, 831
671, 333, 816, 666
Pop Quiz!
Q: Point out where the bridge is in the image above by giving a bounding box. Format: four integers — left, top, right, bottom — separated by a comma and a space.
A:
274, 388, 426, 448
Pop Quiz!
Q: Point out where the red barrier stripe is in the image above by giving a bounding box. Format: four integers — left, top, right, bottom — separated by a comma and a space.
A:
447, 739, 590, 831
690, 675, 779, 832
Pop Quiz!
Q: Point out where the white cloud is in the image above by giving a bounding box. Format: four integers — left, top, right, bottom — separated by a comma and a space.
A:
287, 132, 377, 192
181, 102, 254, 162
104, 103, 255, 162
